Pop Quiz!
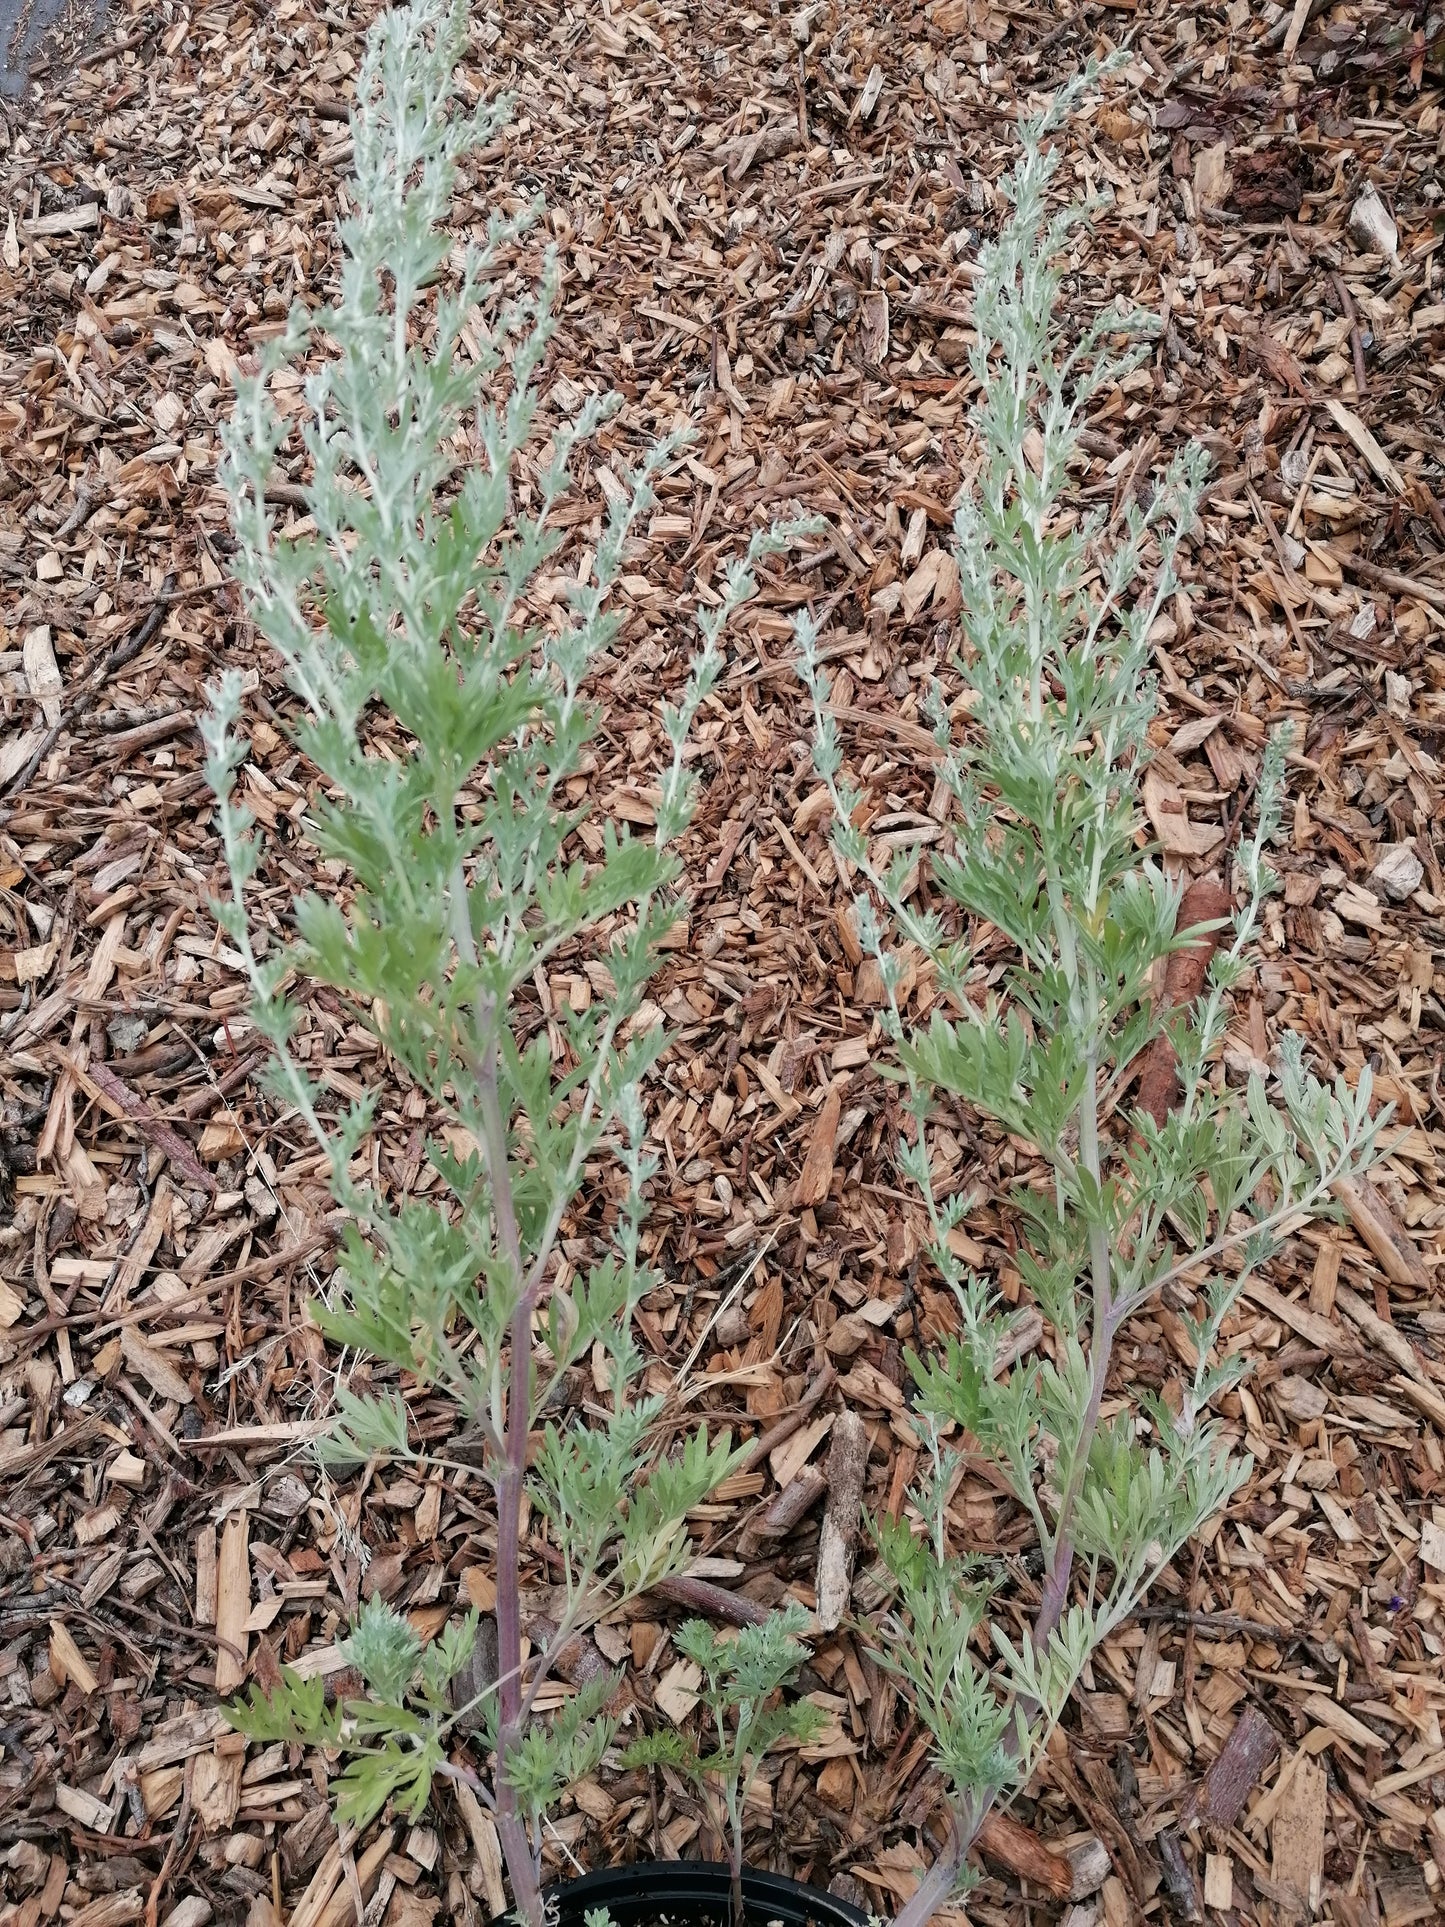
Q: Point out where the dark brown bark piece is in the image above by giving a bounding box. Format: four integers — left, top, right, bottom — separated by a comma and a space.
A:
651, 1575, 773, 1629
1134, 878, 1234, 1128
1156, 1825, 1203, 1921
1228, 147, 1305, 219
83, 1058, 215, 1194
738, 1464, 827, 1557
528, 1616, 631, 1712
1179, 1705, 1281, 1830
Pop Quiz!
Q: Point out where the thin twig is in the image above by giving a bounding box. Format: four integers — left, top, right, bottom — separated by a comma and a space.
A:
0, 574, 176, 805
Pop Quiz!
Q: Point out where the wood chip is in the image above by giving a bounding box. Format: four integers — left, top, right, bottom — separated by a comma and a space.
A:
1331, 1176, 1430, 1290
120, 1323, 194, 1404
816, 1409, 868, 1631
1203, 1855, 1233, 1911
1135, 877, 1233, 1126
454, 1782, 507, 1918
797, 1083, 843, 1207
974, 1811, 1074, 1898
214, 1510, 251, 1696
654, 1657, 703, 1725
1324, 399, 1405, 495
48, 1619, 98, 1696
1271, 1753, 1326, 1919
22, 625, 63, 727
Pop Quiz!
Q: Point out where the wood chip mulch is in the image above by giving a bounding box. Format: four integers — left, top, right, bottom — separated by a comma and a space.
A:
3, 1, 1445, 1924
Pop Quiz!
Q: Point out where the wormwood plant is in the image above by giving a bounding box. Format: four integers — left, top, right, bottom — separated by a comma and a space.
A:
202, 3, 813, 1920
797, 76, 1385, 1924
623, 1607, 826, 1925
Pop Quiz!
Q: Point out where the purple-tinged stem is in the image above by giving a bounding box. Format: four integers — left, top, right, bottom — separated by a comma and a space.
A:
477, 1032, 546, 1927
1033, 1294, 1117, 1648
896, 1197, 1123, 1927
891, 1808, 979, 1927
446, 850, 548, 1924
729, 1822, 745, 1927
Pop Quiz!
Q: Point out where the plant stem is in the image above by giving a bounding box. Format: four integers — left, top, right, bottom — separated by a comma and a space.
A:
449, 834, 545, 1927
496, 1804, 540, 1927
1146, 1155, 1346, 1299
435, 1758, 495, 1803
493, 1466, 543, 1927
480, 1033, 545, 1927
1035, 862, 1115, 1645
1034, 1297, 1114, 1646
728, 1791, 745, 1927
890, 1805, 979, 1927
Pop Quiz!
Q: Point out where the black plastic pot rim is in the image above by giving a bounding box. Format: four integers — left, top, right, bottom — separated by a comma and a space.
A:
540, 1860, 870, 1927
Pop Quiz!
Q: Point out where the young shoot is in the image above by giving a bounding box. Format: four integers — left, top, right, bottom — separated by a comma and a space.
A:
207, 2, 811, 1918
797, 70, 1386, 1926
623, 1607, 825, 1925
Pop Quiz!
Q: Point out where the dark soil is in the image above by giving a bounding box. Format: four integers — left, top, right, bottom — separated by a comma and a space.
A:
1, 0, 107, 96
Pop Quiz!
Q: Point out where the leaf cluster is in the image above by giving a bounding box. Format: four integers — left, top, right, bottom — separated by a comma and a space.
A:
622, 1606, 825, 1852
228, 1598, 479, 1831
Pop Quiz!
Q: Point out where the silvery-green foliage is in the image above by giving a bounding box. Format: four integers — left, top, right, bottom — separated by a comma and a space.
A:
622, 1606, 825, 1918
229, 1598, 478, 1829
798, 70, 1384, 1915
206, 0, 806, 1896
